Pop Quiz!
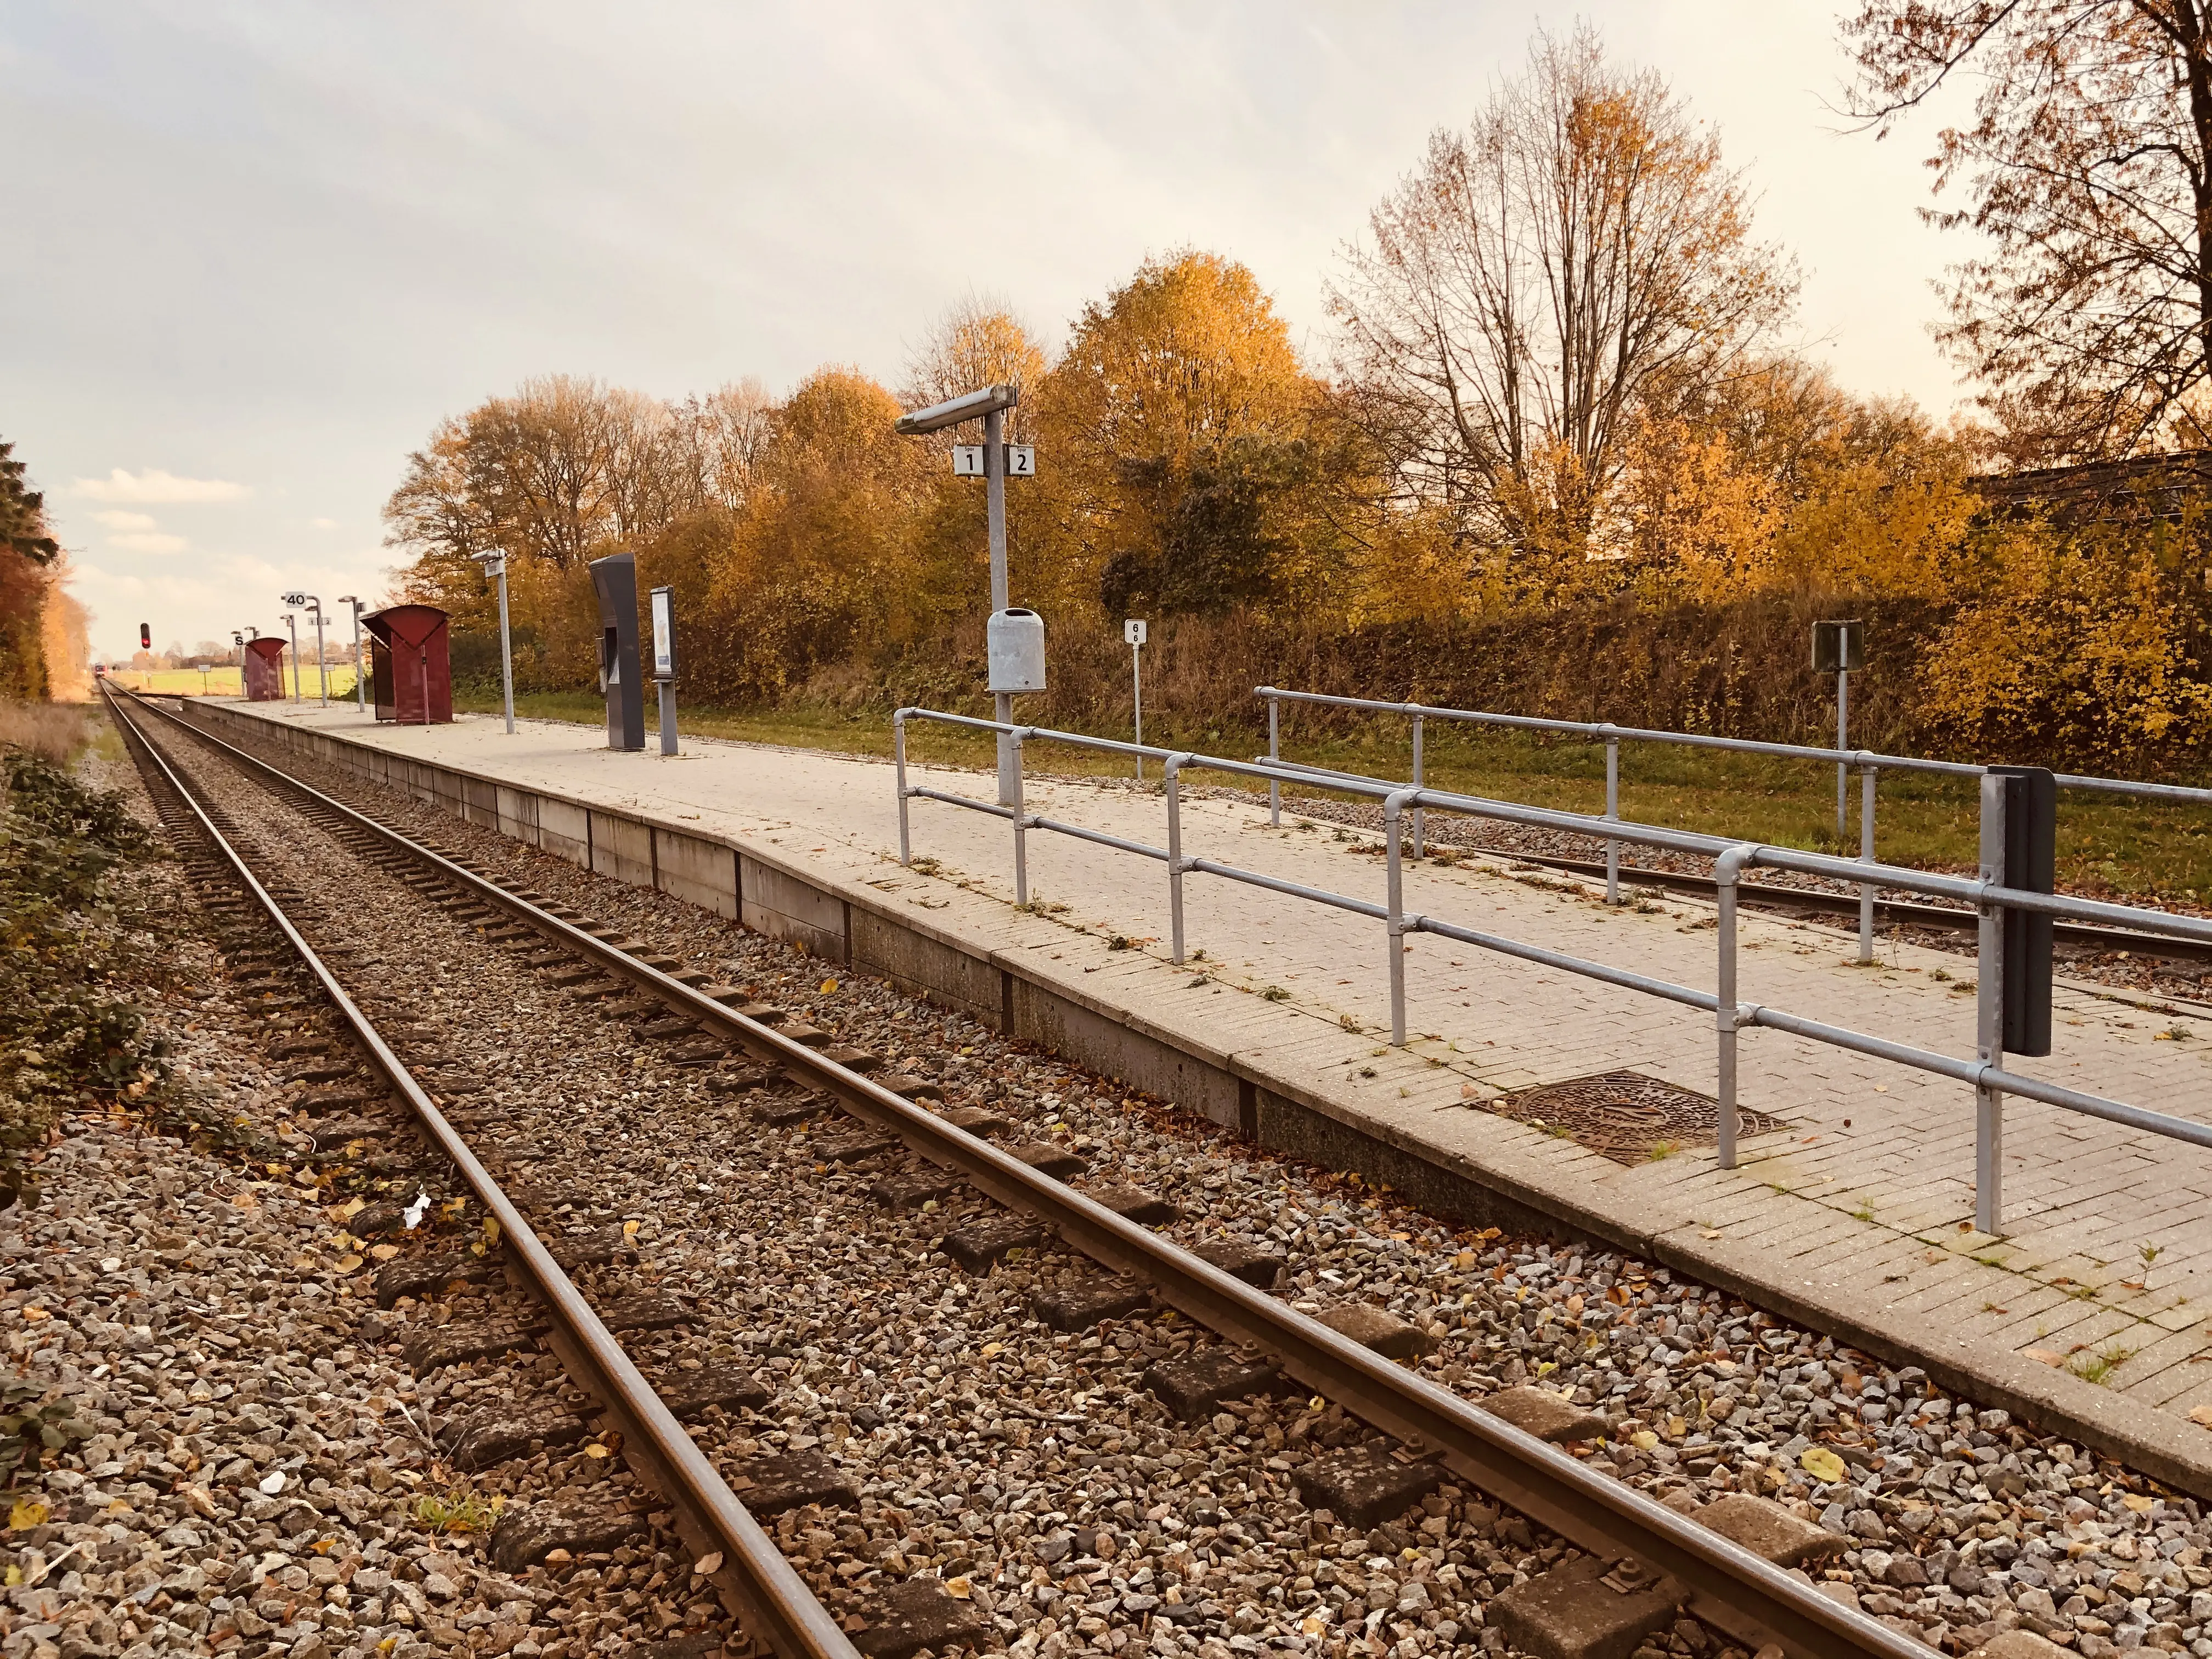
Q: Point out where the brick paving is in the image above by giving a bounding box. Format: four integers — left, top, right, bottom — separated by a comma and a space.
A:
216, 702, 2212, 1464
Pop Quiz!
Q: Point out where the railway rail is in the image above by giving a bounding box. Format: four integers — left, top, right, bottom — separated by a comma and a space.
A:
106, 684, 1935, 1659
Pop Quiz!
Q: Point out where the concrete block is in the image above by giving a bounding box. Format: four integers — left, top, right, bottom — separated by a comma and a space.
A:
1314, 1302, 1436, 1360
1491, 1555, 1678, 1659
1481, 1385, 1609, 1443
853, 1578, 988, 1659
539, 797, 590, 867
942, 1216, 1043, 1272
1143, 1350, 1280, 1419
852, 909, 1004, 1028
462, 775, 499, 828
1009, 977, 1244, 1130
1692, 1493, 1849, 1568
654, 827, 738, 919
591, 811, 654, 889
1291, 1443, 1442, 1528
494, 786, 541, 847
1032, 1276, 1150, 1331
741, 855, 848, 961
726, 1448, 857, 1516
490, 1493, 648, 1573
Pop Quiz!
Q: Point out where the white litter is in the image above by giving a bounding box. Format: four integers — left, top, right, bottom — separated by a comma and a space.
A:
403, 1190, 431, 1229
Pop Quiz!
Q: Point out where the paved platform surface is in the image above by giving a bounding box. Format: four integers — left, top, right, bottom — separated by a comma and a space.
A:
205, 698, 2212, 1485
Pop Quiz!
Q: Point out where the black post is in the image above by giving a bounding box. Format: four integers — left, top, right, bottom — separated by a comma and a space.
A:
589, 553, 645, 752
1989, 765, 2057, 1057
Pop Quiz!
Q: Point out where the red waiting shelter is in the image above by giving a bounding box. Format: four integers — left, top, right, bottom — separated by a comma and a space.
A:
241, 637, 289, 701
364, 605, 453, 725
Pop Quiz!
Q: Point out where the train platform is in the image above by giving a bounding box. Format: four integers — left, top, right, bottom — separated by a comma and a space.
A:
185, 694, 2212, 1495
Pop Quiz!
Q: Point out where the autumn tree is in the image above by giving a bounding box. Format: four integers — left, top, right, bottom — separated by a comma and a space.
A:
1331, 27, 1795, 567
1844, 2, 2212, 460
0, 439, 60, 700
1040, 251, 1360, 618
904, 296, 1048, 441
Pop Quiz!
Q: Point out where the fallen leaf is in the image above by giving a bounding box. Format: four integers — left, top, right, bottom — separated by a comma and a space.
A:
2124, 1494, 2157, 1513
1701, 1230, 1722, 1240
18, 1308, 47, 1323
583, 1444, 611, 1459
336, 1197, 366, 1220
692, 1551, 724, 1577
1800, 1448, 1848, 1484
622, 1220, 641, 1242
979, 1342, 1004, 1358
945, 1576, 973, 1600
820, 978, 838, 994
2024, 1347, 2068, 1367
2189, 1406, 2212, 1429
1629, 1430, 1659, 1451
7, 1499, 47, 1530
336, 1254, 363, 1273
368, 1244, 401, 1262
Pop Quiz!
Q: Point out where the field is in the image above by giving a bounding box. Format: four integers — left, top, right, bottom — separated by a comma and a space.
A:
101, 665, 360, 699
448, 686, 2212, 904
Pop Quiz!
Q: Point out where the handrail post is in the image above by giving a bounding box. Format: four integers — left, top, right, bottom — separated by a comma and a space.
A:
1265, 692, 1282, 826
1858, 763, 1878, 963
1409, 705, 1425, 859
1166, 753, 1192, 963
1602, 726, 1621, 905
1976, 774, 2008, 1235
1011, 726, 1030, 909
1714, 843, 1758, 1169
1386, 788, 1418, 1045
894, 709, 912, 866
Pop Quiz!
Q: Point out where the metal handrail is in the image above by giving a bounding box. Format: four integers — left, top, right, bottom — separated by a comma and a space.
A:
893, 706, 2212, 1235
1256, 684, 2212, 967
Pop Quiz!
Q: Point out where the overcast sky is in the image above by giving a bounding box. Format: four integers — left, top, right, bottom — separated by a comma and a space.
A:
4, 2, 1974, 662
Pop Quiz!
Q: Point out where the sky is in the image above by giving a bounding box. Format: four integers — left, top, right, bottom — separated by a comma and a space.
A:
3, 2, 1976, 663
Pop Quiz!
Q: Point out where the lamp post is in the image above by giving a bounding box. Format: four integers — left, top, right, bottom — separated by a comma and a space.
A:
471, 552, 516, 735
894, 383, 1027, 804
282, 592, 328, 706
281, 614, 300, 701
336, 596, 366, 712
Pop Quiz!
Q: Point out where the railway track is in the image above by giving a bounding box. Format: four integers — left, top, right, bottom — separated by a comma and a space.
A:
105, 684, 1936, 1659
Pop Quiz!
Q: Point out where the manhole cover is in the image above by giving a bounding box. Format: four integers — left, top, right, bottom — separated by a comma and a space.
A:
1483, 1070, 1785, 1166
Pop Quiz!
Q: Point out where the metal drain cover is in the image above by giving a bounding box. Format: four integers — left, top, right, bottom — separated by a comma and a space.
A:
1484, 1070, 1785, 1165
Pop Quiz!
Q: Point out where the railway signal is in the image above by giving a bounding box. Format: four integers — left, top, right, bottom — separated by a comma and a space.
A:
138, 622, 150, 650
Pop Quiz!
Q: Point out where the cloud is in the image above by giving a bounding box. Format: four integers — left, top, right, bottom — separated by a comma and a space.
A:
308, 516, 337, 529
92, 509, 159, 531
70, 468, 251, 504
109, 532, 190, 554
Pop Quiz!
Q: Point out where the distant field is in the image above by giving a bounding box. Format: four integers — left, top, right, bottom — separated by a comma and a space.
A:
102, 665, 359, 698
449, 685, 2212, 905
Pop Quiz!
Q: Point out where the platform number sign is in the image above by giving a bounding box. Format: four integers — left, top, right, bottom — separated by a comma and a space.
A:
951, 445, 1036, 477
1124, 618, 1147, 646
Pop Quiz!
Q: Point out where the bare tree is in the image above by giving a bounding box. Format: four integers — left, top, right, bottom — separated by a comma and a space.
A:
1330, 27, 1795, 558
904, 295, 1048, 442
1844, 2, 2212, 460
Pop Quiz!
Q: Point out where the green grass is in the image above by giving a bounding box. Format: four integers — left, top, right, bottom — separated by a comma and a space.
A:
445, 687, 2212, 904
103, 665, 359, 699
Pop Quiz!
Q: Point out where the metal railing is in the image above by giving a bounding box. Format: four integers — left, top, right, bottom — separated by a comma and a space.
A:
1255, 685, 2212, 966
894, 706, 2212, 1234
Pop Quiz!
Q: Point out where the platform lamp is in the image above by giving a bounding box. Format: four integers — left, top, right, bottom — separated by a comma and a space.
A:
336, 596, 366, 712
470, 551, 516, 735
893, 383, 1029, 805
281, 613, 301, 701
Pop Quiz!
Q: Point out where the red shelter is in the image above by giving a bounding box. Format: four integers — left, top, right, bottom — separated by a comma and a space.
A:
364, 605, 453, 724
242, 637, 289, 701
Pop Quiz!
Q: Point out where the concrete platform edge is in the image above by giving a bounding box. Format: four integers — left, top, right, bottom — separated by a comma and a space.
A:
177, 698, 2212, 1502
